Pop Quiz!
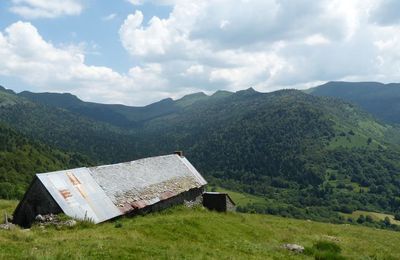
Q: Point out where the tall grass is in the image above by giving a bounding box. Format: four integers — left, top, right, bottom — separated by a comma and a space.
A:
0, 201, 399, 259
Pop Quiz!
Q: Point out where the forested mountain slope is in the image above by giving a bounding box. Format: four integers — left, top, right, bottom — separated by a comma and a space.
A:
0, 88, 137, 163
0, 123, 89, 199
2, 85, 400, 222
132, 89, 400, 219
309, 81, 400, 124
18, 90, 233, 127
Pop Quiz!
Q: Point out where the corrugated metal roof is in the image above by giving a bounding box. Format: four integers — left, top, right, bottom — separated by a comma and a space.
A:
35, 154, 207, 222
37, 168, 121, 223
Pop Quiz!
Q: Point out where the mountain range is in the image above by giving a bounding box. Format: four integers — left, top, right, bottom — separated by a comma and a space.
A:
1, 81, 400, 222
309, 81, 400, 124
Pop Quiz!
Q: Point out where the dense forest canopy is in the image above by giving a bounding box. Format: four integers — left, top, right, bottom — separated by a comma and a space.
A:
0, 123, 89, 199
310, 81, 400, 124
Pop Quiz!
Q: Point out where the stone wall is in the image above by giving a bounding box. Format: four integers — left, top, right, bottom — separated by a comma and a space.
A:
225, 197, 236, 212
203, 193, 227, 212
202, 193, 236, 212
126, 187, 205, 216
13, 178, 62, 228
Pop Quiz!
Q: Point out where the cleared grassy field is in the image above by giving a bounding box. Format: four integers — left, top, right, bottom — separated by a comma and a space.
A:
0, 199, 17, 216
212, 187, 268, 207
340, 210, 400, 225
1, 200, 400, 259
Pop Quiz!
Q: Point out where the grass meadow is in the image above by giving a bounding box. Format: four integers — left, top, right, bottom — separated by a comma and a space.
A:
0, 200, 400, 259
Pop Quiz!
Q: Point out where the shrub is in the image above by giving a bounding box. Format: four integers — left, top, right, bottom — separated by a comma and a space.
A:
365, 215, 374, 223
114, 221, 123, 228
314, 241, 341, 254
304, 241, 345, 260
357, 215, 365, 224
339, 205, 353, 214
315, 251, 346, 260
384, 217, 391, 226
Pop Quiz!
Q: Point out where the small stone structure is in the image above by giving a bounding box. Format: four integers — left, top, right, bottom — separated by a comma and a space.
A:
202, 192, 236, 212
282, 244, 305, 253
13, 154, 207, 227
35, 214, 77, 228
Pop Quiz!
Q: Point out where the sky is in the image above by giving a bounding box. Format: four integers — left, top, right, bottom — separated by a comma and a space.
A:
1, 0, 400, 105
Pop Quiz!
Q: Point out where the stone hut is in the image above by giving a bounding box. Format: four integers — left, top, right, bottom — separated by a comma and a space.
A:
202, 192, 236, 212
13, 154, 207, 227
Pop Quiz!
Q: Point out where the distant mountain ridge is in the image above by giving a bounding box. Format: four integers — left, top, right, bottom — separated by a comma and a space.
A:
18, 89, 234, 127
309, 81, 400, 124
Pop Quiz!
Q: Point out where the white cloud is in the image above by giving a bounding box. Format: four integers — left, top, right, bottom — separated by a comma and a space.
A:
10, 0, 83, 19
117, 0, 400, 97
102, 13, 117, 21
186, 65, 204, 75
126, 0, 143, 5
370, 0, 400, 26
119, 1, 203, 57
304, 34, 331, 46
219, 20, 230, 30
126, 0, 178, 6
119, 10, 173, 56
0, 21, 183, 105
5, 0, 400, 106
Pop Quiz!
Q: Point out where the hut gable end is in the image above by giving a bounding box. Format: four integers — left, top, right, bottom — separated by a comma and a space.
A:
13, 177, 62, 227
202, 192, 236, 212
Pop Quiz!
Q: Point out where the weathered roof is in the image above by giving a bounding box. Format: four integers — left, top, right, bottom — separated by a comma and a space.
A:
35, 154, 207, 223
89, 155, 207, 214
37, 168, 121, 223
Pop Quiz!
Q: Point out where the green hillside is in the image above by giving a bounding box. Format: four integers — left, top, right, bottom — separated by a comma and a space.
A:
134, 89, 400, 221
18, 89, 234, 126
0, 124, 89, 199
0, 89, 138, 164
0, 201, 399, 259
309, 81, 400, 124
2, 86, 400, 224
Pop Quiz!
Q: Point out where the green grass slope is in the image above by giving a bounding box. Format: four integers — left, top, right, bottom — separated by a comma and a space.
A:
212, 186, 269, 207
0, 202, 399, 259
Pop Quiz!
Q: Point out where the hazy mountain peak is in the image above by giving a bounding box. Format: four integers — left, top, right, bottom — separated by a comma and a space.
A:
179, 92, 208, 99
0, 85, 16, 95
245, 87, 257, 92
310, 81, 400, 124
235, 87, 259, 96
212, 90, 233, 97
175, 92, 209, 107
18, 91, 83, 108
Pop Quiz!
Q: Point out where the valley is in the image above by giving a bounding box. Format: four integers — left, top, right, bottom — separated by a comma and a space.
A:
1, 82, 400, 228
